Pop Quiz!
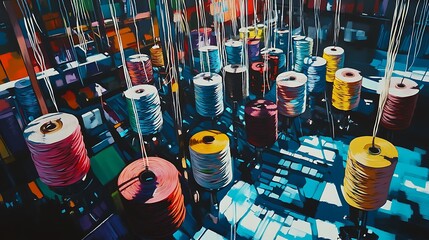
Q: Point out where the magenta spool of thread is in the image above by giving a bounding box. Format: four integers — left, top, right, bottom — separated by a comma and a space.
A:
245, 99, 278, 148
24, 112, 90, 187
381, 77, 419, 130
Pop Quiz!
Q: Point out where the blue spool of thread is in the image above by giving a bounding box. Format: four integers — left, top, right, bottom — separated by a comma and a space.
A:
293, 36, 313, 72
14, 79, 42, 124
274, 28, 289, 54
124, 85, 163, 135
247, 39, 261, 62
199, 46, 221, 73
0, 99, 27, 156
193, 72, 224, 117
225, 39, 243, 65
303, 56, 326, 93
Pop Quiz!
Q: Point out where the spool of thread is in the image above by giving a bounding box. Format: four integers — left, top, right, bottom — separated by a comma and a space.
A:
381, 77, 419, 130
293, 36, 313, 72
225, 39, 243, 65
303, 56, 327, 94
256, 24, 267, 43
189, 130, 233, 190
274, 28, 289, 54
125, 84, 163, 135
239, 27, 249, 39
247, 39, 261, 62
276, 71, 307, 117
224, 64, 248, 102
249, 62, 270, 96
190, 28, 212, 51
150, 44, 165, 67
247, 26, 257, 39
14, 79, 42, 123
193, 72, 224, 117
245, 99, 278, 148
0, 99, 27, 156
23, 112, 90, 187
332, 68, 362, 111
261, 48, 287, 79
199, 45, 221, 73
118, 157, 186, 238
126, 54, 154, 85
343, 136, 398, 211
323, 46, 345, 83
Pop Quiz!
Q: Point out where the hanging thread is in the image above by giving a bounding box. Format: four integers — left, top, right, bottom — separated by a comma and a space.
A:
150, 44, 165, 67
125, 85, 163, 135
118, 157, 186, 238
303, 56, 326, 93
276, 71, 307, 117
245, 99, 278, 148
380, 77, 419, 130
193, 72, 224, 118
0, 99, 27, 156
250, 62, 270, 96
343, 136, 398, 211
189, 130, 233, 190
323, 46, 345, 83
199, 45, 222, 73
14, 79, 42, 123
332, 68, 362, 111
126, 54, 154, 85
23, 112, 90, 187
247, 39, 261, 62
293, 36, 313, 72
224, 64, 248, 102
225, 39, 243, 65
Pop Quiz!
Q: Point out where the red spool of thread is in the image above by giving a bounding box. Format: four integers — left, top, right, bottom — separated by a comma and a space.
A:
126, 54, 154, 85
118, 157, 186, 239
381, 77, 419, 130
245, 99, 278, 148
250, 61, 270, 96
23, 112, 90, 187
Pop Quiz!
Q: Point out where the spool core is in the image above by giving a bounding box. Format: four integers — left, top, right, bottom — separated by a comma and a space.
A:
331, 47, 337, 51
203, 136, 215, 144
396, 83, 406, 88
288, 76, 296, 81
203, 76, 212, 81
139, 169, 156, 183
135, 89, 145, 94
369, 146, 381, 155
40, 119, 63, 134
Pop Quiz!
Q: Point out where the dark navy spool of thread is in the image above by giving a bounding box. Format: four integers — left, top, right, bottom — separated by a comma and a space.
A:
14, 79, 42, 124
0, 99, 27, 156
190, 28, 212, 52
224, 64, 248, 102
247, 39, 261, 62
244, 99, 278, 148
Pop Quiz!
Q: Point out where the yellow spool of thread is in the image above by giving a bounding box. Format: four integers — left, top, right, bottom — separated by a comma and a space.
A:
189, 130, 229, 155
150, 44, 165, 67
247, 26, 257, 39
343, 136, 398, 211
332, 68, 362, 111
239, 27, 249, 39
256, 24, 267, 42
323, 46, 345, 83
189, 130, 232, 190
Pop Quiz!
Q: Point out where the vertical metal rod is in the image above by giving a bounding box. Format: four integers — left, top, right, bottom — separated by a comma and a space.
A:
4, 1, 48, 114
